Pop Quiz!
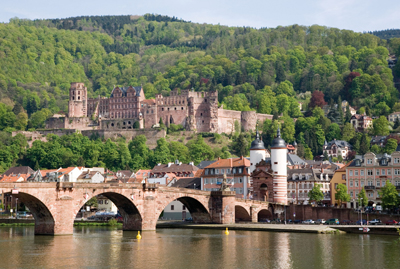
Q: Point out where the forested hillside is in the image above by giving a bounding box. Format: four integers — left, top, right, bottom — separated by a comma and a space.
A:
370, 29, 400, 40
1, 14, 400, 170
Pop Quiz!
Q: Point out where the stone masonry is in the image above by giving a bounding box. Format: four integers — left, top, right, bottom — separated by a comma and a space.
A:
46, 83, 273, 134
0, 182, 271, 235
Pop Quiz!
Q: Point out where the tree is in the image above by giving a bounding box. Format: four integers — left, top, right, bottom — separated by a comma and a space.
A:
342, 123, 356, 142
230, 133, 249, 157
304, 146, 313, 160
325, 123, 341, 142
335, 184, 350, 208
345, 104, 352, 123
357, 188, 368, 208
338, 96, 344, 125
308, 90, 326, 110
323, 151, 329, 161
308, 183, 324, 204
372, 116, 390, 136
85, 197, 98, 208
14, 112, 28, 130
380, 181, 399, 212
359, 133, 370, 155
384, 138, 398, 154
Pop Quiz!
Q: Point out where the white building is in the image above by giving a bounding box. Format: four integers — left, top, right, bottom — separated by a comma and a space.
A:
249, 130, 270, 174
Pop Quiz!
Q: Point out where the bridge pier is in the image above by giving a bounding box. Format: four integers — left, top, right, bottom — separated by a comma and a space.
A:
250, 206, 258, 223
211, 191, 236, 224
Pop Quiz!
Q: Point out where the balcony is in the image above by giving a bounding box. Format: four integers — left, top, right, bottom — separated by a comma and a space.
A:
364, 185, 375, 190
396, 186, 400, 190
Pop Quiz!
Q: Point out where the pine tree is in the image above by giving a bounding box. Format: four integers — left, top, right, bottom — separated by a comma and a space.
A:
338, 96, 344, 125
345, 104, 352, 123
359, 133, 370, 155
34, 161, 40, 171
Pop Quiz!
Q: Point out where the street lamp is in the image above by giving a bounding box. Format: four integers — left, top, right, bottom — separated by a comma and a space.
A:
16, 198, 18, 219
360, 198, 363, 226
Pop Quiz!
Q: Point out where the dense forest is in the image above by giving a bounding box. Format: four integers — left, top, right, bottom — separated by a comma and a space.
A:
1, 14, 400, 171
370, 29, 400, 40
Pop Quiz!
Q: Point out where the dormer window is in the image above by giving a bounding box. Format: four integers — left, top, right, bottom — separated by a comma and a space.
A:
355, 160, 361, 167
381, 159, 387, 166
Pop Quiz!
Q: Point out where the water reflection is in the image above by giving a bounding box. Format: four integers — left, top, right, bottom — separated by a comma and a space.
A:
0, 227, 399, 268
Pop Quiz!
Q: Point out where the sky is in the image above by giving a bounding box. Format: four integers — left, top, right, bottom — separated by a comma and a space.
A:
1, 0, 399, 32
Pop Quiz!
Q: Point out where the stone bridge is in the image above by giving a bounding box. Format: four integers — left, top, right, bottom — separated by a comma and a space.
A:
0, 182, 275, 235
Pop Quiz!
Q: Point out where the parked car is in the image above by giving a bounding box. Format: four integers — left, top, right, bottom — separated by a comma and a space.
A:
356, 219, 367, 225
341, 219, 352, 225
385, 220, 398, 225
302, 219, 314, 224
293, 219, 303, 224
369, 219, 381, 225
287, 219, 293, 224
325, 218, 340, 225
185, 217, 193, 222
315, 219, 326, 224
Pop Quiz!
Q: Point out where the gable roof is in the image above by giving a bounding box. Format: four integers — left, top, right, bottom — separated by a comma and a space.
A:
110, 86, 143, 98
170, 177, 201, 189
3, 166, 34, 176
325, 140, 352, 150
287, 154, 307, 166
205, 157, 250, 169
151, 163, 199, 174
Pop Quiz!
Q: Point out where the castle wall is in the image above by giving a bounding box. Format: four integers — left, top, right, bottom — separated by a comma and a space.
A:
46, 117, 67, 129
241, 111, 257, 132
256, 113, 274, 125
143, 105, 159, 128
217, 109, 242, 134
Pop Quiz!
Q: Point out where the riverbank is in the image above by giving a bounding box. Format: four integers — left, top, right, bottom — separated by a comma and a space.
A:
157, 222, 400, 236
156, 222, 343, 234
0, 218, 122, 227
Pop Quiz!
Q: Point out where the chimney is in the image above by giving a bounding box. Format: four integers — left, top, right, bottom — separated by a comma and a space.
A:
230, 158, 233, 167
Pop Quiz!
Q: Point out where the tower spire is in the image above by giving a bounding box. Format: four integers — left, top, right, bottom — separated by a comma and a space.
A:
277, 127, 281, 138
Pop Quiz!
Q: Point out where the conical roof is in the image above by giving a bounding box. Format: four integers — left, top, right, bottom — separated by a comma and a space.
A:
271, 128, 286, 148
250, 130, 265, 150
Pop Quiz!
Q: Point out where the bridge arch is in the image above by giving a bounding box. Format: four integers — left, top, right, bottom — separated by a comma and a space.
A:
258, 209, 273, 222
7, 191, 55, 235
235, 205, 251, 222
156, 195, 212, 225
75, 191, 142, 231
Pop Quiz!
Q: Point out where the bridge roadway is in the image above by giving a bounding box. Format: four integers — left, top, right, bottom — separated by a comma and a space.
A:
0, 182, 274, 235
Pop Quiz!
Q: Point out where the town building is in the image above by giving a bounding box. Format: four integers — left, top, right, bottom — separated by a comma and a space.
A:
286, 168, 333, 206
250, 129, 288, 204
350, 114, 373, 132
323, 139, 352, 159
150, 160, 198, 179
388, 111, 400, 122
330, 165, 348, 207
346, 151, 400, 208
249, 130, 270, 174
341, 100, 357, 115
46, 82, 273, 133
201, 156, 251, 198
77, 171, 104, 183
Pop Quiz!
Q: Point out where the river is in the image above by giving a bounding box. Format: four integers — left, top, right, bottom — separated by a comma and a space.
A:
0, 227, 399, 268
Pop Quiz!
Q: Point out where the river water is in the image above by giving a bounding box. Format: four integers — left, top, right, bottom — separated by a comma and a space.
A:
0, 227, 399, 269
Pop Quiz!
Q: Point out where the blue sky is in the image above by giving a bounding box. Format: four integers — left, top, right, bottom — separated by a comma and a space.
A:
1, 0, 399, 32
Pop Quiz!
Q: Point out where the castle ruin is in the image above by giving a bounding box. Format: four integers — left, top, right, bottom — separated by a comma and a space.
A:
46, 82, 273, 133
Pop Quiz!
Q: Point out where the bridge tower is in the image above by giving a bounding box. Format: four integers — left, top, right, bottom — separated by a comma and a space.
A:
270, 128, 287, 205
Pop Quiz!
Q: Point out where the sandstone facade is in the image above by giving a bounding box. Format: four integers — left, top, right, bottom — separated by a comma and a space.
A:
47, 83, 273, 133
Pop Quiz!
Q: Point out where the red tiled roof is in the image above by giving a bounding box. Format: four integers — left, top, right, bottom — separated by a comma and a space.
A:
205, 157, 250, 168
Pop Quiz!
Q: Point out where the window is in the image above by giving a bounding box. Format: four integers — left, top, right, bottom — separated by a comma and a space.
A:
368, 181, 373, 186
182, 205, 186, 210
376, 170, 380, 176
350, 181, 353, 187
388, 169, 392, 175
239, 178, 243, 183
395, 169, 400, 175
205, 169, 209, 175
215, 169, 219, 175
382, 169, 386, 175
350, 191, 353, 198
368, 193, 373, 198
382, 181, 386, 187
342, 174, 346, 180
395, 158, 400, 164
367, 170, 373, 176
360, 170, 364, 176
361, 181, 364, 187
233, 168, 236, 174
367, 159, 372, 164
221, 169, 224, 174
355, 181, 359, 187
171, 205, 175, 211
377, 180, 380, 187
395, 181, 400, 186
355, 170, 359, 176
349, 170, 353, 176
204, 178, 208, 184
239, 168, 242, 173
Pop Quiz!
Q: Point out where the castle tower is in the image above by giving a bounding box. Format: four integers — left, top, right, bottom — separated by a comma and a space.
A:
250, 129, 267, 174
271, 128, 287, 204
68, 82, 87, 117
